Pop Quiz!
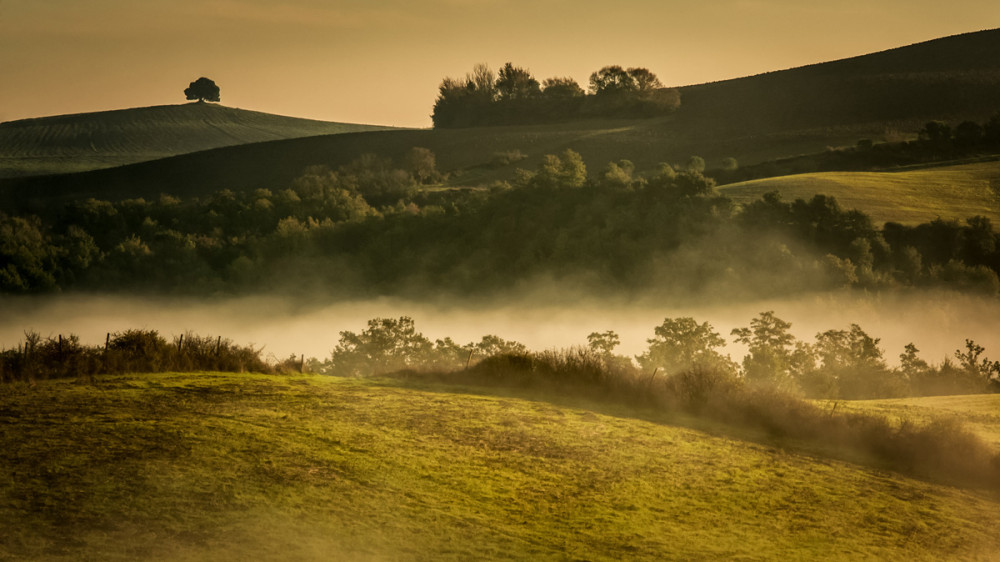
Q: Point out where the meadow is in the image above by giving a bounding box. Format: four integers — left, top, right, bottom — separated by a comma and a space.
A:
720, 160, 1000, 225
2, 372, 998, 561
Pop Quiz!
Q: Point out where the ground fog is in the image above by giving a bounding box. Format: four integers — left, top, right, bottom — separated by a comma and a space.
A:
2, 290, 999, 366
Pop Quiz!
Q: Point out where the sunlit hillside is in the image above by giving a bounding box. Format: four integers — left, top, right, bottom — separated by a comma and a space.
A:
1, 372, 998, 561
825, 394, 1000, 448
719, 160, 1000, 225
0, 102, 394, 178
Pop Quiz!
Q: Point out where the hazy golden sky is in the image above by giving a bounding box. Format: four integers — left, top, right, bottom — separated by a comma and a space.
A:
1, 0, 998, 127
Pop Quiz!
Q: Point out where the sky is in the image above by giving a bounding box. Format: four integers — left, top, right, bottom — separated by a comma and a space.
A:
1, 0, 999, 128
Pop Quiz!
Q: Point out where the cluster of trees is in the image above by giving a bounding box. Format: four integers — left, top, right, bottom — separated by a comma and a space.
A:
312, 313, 999, 399
432, 63, 680, 127
2, 148, 999, 299
5, 312, 998, 399
633, 312, 999, 398
310, 316, 527, 376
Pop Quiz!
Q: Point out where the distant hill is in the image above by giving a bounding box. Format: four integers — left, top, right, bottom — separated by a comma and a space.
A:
0, 102, 395, 178
3, 29, 1000, 207
674, 28, 1000, 139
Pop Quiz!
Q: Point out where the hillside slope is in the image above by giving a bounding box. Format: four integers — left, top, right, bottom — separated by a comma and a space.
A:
0, 102, 394, 178
2, 29, 1000, 207
1, 373, 998, 561
675, 27, 1000, 138
719, 160, 1000, 225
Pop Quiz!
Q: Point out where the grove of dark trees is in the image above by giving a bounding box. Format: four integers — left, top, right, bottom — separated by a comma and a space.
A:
432, 63, 681, 127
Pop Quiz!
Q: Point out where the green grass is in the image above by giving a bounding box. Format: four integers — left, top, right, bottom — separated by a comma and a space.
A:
2, 372, 998, 560
824, 394, 1000, 449
719, 160, 1000, 225
0, 103, 395, 178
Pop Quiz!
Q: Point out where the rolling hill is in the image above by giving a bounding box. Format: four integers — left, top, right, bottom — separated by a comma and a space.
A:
2, 28, 1000, 210
0, 102, 395, 178
1, 372, 998, 560
674, 27, 1000, 139
719, 160, 1000, 225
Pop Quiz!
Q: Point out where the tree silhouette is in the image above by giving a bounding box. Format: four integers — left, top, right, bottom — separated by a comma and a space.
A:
184, 77, 221, 103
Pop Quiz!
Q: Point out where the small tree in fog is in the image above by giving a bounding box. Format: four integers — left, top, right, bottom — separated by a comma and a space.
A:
898, 343, 930, 380
813, 324, 899, 398
731, 311, 801, 389
638, 317, 734, 375
466, 335, 527, 359
587, 331, 621, 355
331, 317, 432, 376
955, 339, 1000, 388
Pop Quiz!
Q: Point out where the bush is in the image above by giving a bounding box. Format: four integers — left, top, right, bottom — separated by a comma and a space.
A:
0, 329, 272, 381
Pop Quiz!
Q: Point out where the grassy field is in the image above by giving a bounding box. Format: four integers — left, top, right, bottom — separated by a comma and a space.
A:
826, 394, 1000, 449
2, 372, 998, 561
0, 103, 394, 178
720, 160, 1000, 225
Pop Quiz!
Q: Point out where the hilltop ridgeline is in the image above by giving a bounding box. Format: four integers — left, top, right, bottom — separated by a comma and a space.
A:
4, 29, 998, 196
0, 103, 394, 178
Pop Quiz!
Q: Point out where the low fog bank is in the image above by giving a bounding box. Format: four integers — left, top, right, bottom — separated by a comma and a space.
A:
2, 290, 999, 365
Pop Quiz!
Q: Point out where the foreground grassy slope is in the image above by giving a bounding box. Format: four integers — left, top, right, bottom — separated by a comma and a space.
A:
720, 160, 1000, 225
0, 103, 393, 178
2, 373, 998, 561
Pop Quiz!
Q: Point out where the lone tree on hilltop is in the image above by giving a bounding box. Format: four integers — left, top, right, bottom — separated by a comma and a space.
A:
184, 77, 221, 103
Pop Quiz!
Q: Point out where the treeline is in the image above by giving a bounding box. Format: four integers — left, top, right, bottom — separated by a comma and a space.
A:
6, 313, 997, 399
1, 148, 999, 298
315, 314, 1000, 399
0, 329, 300, 382
715, 114, 1000, 183
432, 63, 681, 127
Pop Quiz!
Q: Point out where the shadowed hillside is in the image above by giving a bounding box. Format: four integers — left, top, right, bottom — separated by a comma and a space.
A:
2, 29, 1000, 207
674, 28, 1000, 138
0, 103, 395, 178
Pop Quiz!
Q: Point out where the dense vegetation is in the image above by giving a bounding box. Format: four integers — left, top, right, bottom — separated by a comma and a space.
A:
2, 145, 998, 299
432, 63, 680, 127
